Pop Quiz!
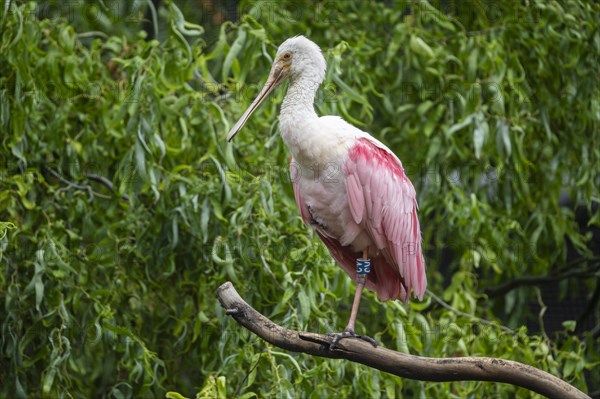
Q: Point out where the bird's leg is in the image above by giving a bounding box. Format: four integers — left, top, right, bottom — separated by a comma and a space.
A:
346, 269, 366, 332
328, 248, 377, 350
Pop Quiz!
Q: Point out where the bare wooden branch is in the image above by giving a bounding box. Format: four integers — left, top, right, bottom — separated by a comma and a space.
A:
217, 282, 590, 399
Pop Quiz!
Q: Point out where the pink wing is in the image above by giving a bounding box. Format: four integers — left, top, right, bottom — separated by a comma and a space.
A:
344, 138, 426, 301
290, 137, 426, 303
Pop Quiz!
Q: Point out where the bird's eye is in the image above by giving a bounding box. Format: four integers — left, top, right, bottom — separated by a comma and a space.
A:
283, 52, 292, 60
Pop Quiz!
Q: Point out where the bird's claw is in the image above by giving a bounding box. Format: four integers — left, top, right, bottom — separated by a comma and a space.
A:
327, 329, 377, 350
226, 307, 240, 315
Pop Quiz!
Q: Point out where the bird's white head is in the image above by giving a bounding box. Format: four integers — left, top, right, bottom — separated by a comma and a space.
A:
276, 36, 326, 85
226, 36, 326, 141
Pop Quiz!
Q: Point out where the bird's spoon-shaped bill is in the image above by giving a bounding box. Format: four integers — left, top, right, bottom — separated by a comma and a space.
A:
226, 61, 288, 142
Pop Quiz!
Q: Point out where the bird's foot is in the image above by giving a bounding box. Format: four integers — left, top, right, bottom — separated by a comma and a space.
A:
327, 328, 377, 351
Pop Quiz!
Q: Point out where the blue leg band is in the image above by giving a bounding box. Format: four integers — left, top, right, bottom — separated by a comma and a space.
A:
356, 258, 371, 275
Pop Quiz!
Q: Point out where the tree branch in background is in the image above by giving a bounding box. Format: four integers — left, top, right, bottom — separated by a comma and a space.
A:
86, 174, 129, 201
217, 282, 590, 399
43, 165, 96, 202
426, 289, 513, 333
576, 280, 600, 335
42, 166, 129, 202
485, 259, 600, 298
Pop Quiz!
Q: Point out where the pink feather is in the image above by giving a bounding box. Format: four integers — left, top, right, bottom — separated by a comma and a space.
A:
291, 138, 426, 302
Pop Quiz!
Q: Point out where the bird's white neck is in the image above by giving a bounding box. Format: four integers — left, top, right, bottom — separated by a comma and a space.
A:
279, 75, 320, 153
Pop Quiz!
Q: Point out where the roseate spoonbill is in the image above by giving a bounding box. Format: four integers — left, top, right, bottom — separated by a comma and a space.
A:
227, 36, 426, 348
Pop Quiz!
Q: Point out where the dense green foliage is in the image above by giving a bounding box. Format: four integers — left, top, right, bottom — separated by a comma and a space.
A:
1, 1, 599, 398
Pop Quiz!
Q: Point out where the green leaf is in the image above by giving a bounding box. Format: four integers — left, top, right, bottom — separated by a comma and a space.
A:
409, 36, 434, 58
445, 114, 474, 137
297, 291, 311, 323
562, 320, 576, 333
222, 29, 247, 82
496, 119, 511, 156
473, 112, 488, 159
166, 393, 190, 399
